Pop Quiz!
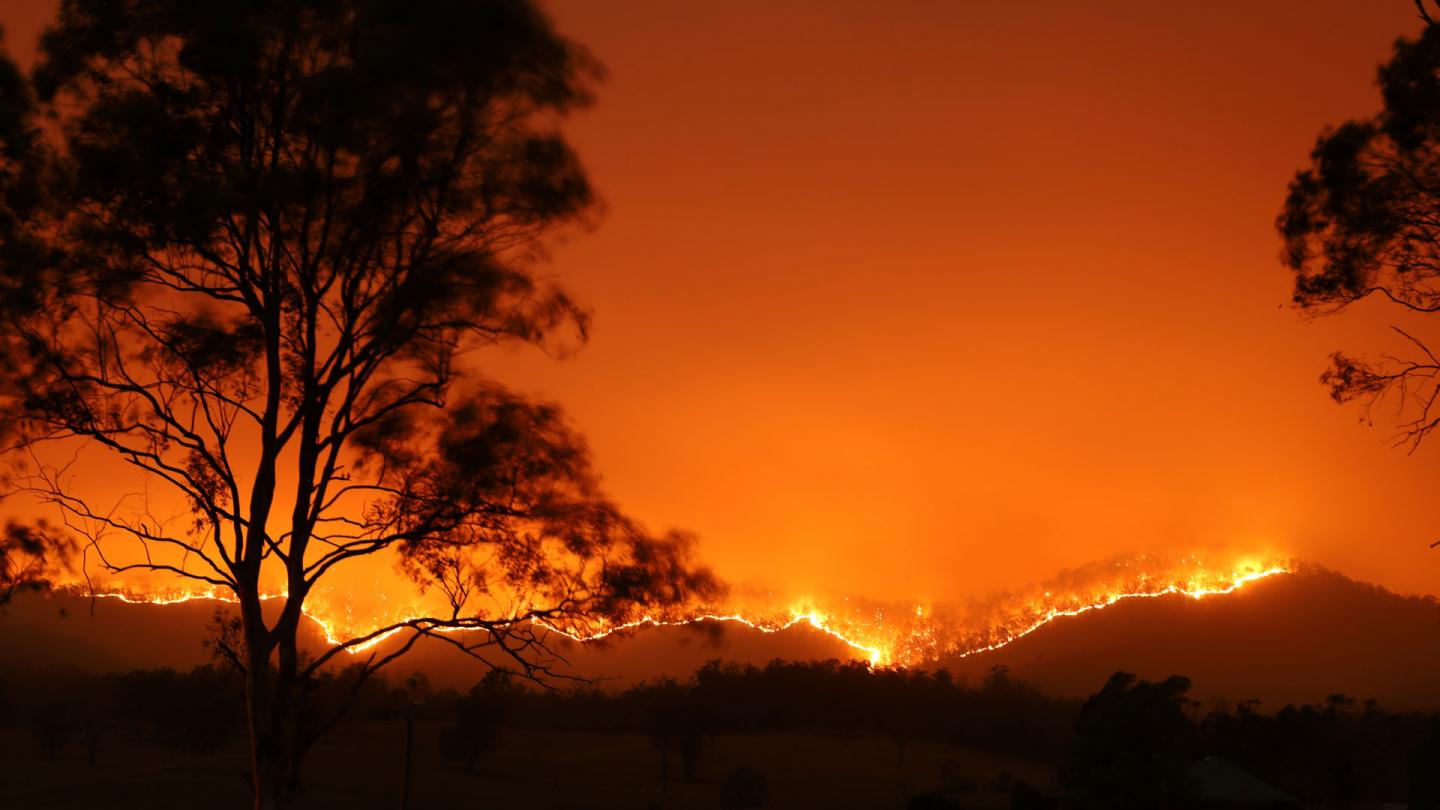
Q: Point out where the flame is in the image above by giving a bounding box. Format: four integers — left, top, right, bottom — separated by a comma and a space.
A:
66, 555, 1293, 669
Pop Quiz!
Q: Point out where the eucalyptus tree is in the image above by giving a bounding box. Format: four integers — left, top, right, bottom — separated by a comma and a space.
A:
1279, 5, 1440, 450
0, 35, 71, 608
0, 1, 716, 806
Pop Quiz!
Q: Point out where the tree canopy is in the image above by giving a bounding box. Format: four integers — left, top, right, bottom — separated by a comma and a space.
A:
1062, 672, 1197, 809
0, 519, 73, 605
1279, 17, 1440, 449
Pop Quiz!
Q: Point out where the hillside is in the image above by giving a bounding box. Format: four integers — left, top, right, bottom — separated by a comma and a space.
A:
943, 566, 1440, 709
4, 566, 1437, 708
0, 591, 856, 686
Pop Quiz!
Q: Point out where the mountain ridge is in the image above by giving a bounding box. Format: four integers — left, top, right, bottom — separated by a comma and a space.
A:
3, 565, 1436, 708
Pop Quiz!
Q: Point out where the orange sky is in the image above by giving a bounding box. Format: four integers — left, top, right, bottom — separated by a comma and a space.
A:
3, 1, 1438, 605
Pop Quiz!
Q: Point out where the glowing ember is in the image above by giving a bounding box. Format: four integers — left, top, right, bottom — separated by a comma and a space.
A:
64, 555, 1292, 668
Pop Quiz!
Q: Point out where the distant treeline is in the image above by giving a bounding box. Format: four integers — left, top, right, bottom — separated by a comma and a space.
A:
2, 659, 1437, 808
506, 660, 1076, 761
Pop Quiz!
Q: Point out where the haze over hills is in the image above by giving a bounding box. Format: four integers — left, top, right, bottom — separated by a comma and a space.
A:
4, 565, 1437, 709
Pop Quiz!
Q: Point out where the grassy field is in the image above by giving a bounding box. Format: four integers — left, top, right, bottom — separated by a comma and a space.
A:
0, 723, 1052, 809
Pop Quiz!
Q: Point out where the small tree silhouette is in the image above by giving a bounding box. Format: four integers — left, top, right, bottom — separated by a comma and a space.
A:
1062, 671, 1198, 810
644, 678, 706, 790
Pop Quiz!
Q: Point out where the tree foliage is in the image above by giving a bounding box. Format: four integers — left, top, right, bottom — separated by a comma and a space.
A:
1279, 14, 1440, 449
0, 519, 74, 605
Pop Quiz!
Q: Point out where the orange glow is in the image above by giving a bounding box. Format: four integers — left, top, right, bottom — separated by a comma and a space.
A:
67, 553, 1292, 668
0, 1, 1434, 659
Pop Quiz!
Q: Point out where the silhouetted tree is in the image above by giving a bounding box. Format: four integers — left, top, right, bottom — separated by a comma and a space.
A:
642, 677, 706, 789
439, 668, 518, 770
0, 33, 59, 602
1062, 671, 1198, 810
0, 2, 718, 807
876, 667, 922, 765
1416, 1, 1440, 28
0, 29, 43, 328
0, 520, 73, 605
1278, 11, 1440, 450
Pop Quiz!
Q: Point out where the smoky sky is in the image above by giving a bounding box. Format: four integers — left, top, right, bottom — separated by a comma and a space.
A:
1, 0, 1436, 605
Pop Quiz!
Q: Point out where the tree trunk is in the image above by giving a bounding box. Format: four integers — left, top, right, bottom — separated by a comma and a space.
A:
245, 628, 282, 809
251, 740, 287, 810
242, 590, 299, 810
245, 660, 306, 809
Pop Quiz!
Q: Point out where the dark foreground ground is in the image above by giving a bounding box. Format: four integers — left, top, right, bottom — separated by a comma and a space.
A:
0, 723, 1049, 810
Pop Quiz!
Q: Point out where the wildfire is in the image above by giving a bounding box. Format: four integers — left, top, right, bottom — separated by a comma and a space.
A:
68, 554, 1293, 669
